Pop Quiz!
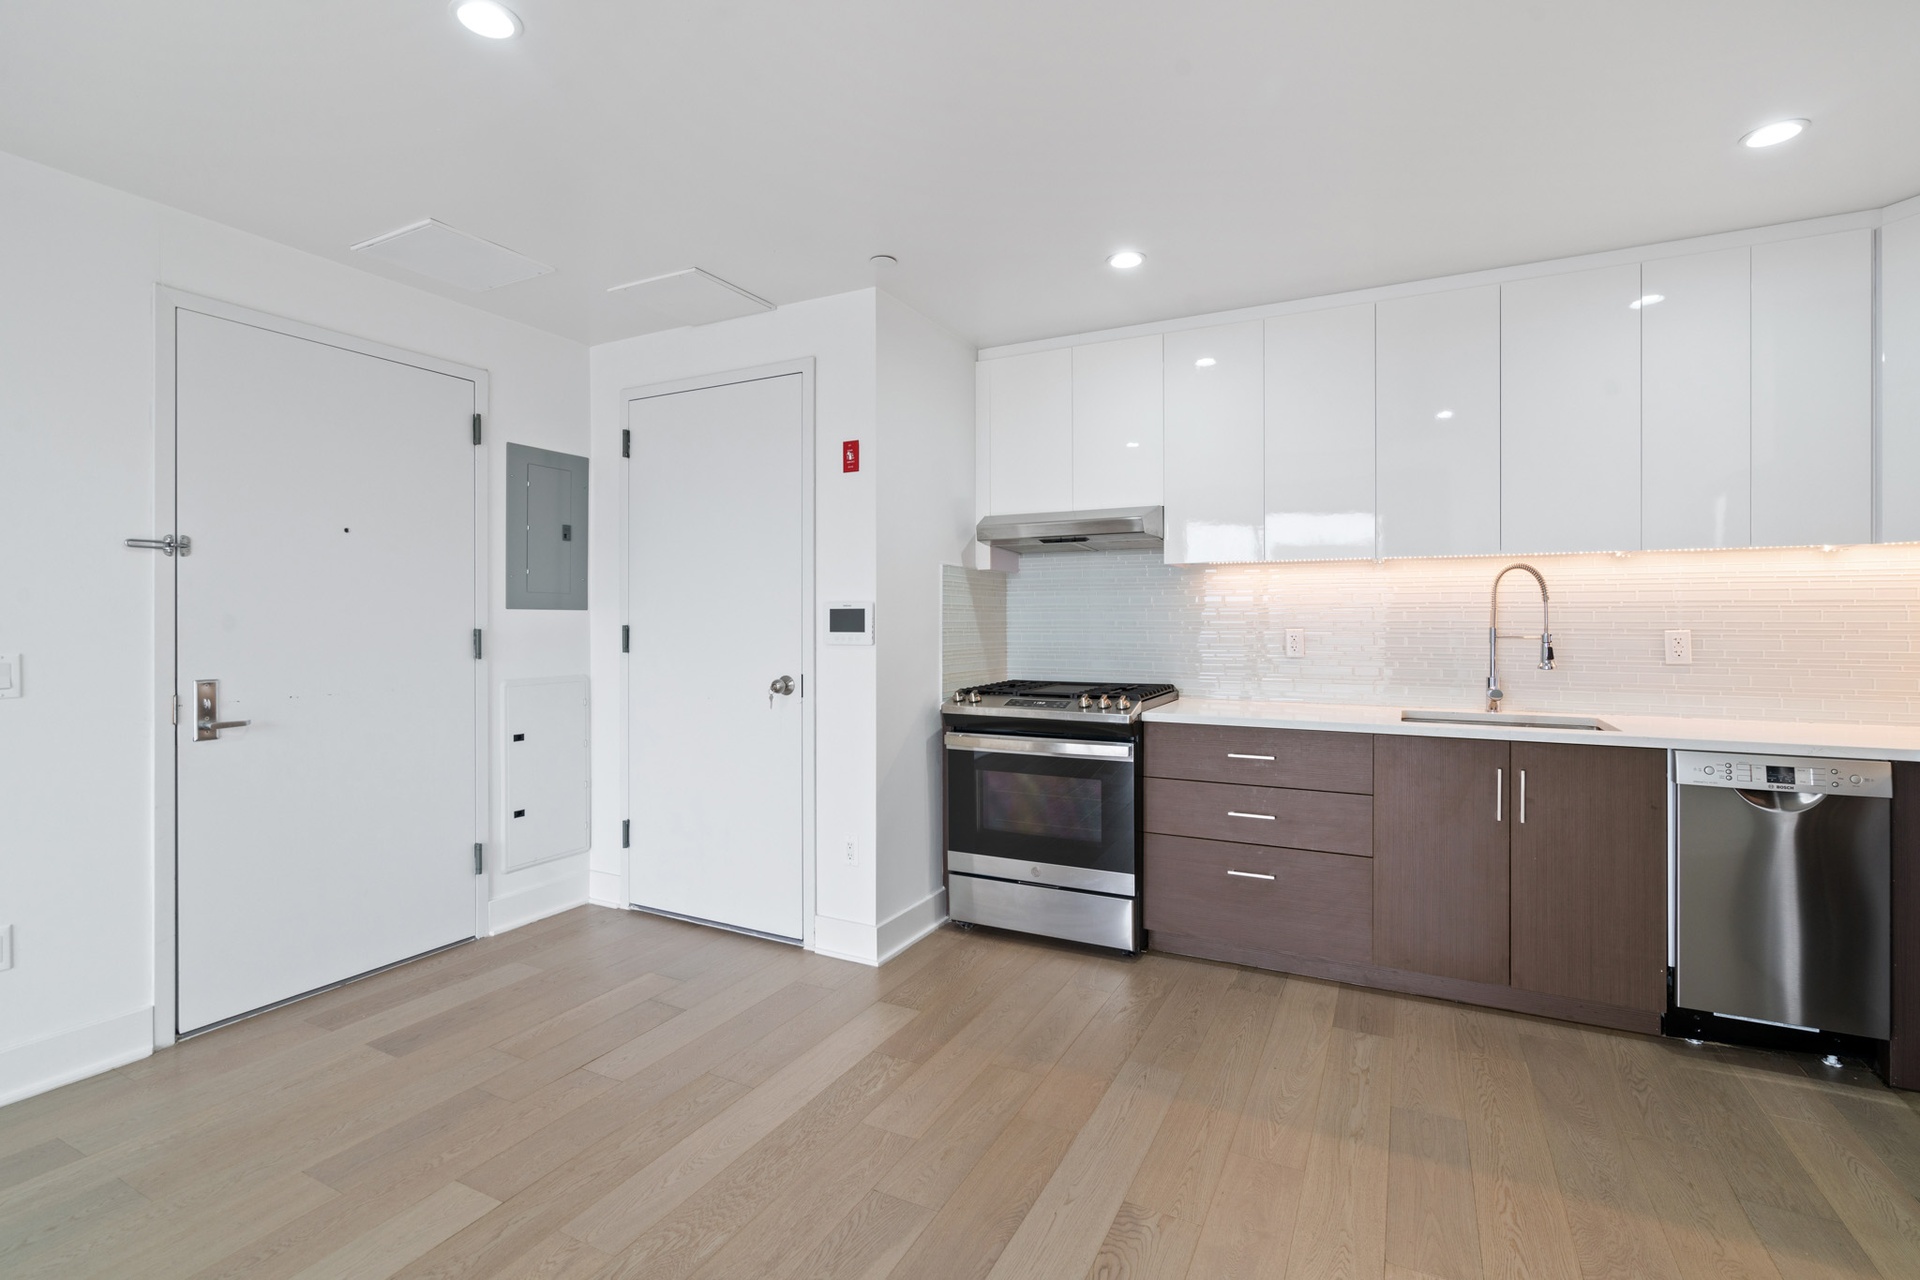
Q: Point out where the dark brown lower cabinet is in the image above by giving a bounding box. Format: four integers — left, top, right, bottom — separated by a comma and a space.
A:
1507, 743, 1667, 1012
1372, 735, 1511, 986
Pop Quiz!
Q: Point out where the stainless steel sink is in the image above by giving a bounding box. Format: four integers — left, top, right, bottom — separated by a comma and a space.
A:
1400, 709, 1617, 732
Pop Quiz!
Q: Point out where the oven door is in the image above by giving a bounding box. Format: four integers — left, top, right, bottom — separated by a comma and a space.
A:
945, 730, 1137, 894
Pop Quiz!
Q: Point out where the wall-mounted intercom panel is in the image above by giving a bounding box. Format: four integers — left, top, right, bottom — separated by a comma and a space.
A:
824, 601, 874, 645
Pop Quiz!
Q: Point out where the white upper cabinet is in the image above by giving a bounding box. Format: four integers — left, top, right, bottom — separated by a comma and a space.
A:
1072, 335, 1163, 510
1641, 247, 1752, 549
1264, 305, 1375, 560
1375, 286, 1501, 558
1164, 322, 1264, 563
1879, 213, 1920, 542
1752, 229, 1873, 547
1500, 264, 1643, 554
983, 348, 1074, 515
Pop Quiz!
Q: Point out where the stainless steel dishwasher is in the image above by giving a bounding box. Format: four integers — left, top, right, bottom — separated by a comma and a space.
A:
1674, 750, 1892, 1040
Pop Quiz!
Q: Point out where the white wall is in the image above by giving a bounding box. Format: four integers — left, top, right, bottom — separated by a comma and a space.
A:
0, 150, 588, 1105
875, 295, 976, 948
586, 291, 880, 947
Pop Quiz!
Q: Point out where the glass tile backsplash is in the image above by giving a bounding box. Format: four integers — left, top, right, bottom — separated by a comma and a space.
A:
943, 546, 1920, 724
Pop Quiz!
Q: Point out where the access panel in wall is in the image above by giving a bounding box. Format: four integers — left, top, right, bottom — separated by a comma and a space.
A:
506, 443, 588, 610
504, 676, 590, 871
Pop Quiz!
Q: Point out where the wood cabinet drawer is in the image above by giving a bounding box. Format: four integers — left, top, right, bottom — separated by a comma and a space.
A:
1144, 835, 1371, 963
1145, 722, 1372, 792
1143, 777, 1372, 856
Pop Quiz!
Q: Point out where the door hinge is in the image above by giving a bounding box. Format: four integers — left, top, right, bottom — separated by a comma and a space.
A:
621, 624, 630, 654
473, 628, 483, 660
171, 694, 180, 726
621, 429, 631, 458
622, 819, 631, 849
472, 413, 483, 446
474, 842, 484, 875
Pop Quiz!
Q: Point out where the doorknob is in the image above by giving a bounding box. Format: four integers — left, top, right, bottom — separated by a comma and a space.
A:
768, 674, 795, 707
194, 679, 252, 741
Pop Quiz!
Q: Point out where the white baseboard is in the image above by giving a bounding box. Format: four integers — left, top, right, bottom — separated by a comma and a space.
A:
589, 869, 624, 908
0, 1007, 153, 1108
488, 875, 590, 936
812, 889, 948, 967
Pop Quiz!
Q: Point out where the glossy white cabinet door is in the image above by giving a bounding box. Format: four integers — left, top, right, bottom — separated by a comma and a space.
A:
1072, 335, 1163, 509
1641, 247, 1752, 549
1500, 264, 1643, 554
1880, 213, 1920, 543
1375, 286, 1501, 558
1164, 321, 1264, 563
984, 348, 1073, 515
1264, 304, 1375, 560
1752, 229, 1872, 547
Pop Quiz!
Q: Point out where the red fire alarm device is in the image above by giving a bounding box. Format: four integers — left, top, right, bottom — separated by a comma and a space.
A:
843, 440, 860, 472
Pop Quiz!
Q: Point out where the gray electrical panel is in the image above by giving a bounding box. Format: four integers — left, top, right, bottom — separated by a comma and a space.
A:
505, 443, 589, 611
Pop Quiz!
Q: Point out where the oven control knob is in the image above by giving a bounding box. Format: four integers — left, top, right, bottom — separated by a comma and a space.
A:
1118, 694, 1133, 710
1098, 694, 1113, 710
967, 690, 982, 704
952, 690, 964, 703
1079, 694, 1092, 708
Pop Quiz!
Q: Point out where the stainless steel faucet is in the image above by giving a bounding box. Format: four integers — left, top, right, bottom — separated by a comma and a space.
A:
1487, 563, 1554, 711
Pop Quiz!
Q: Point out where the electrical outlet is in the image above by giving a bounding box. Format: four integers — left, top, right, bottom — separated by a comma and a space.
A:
0, 924, 12, 972
1284, 628, 1306, 659
844, 839, 857, 865
1664, 629, 1693, 666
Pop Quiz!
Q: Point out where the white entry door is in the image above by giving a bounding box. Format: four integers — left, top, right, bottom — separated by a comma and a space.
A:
628, 372, 807, 940
173, 305, 481, 1034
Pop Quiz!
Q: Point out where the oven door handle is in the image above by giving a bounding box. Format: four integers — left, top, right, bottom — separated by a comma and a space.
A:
943, 731, 1135, 762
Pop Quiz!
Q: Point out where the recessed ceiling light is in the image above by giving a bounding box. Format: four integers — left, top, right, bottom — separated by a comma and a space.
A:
1630, 294, 1665, 310
1194, 356, 1217, 368
1126, 442, 1141, 448
1107, 250, 1145, 270
1741, 119, 1807, 148
1436, 409, 1454, 420
453, 1, 521, 39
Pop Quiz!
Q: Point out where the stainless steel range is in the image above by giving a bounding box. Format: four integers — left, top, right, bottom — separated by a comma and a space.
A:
942, 680, 1178, 953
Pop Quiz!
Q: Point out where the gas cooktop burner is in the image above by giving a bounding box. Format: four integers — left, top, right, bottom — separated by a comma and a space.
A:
945, 679, 1179, 720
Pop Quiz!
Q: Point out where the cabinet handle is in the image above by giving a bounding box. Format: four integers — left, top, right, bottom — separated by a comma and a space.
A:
1227, 753, 1275, 761
1495, 768, 1503, 822
1519, 769, 1527, 824
1227, 869, 1276, 880
1227, 811, 1275, 821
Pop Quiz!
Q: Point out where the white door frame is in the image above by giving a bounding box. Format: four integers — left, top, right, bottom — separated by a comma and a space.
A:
150, 288, 491, 1048
621, 359, 817, 950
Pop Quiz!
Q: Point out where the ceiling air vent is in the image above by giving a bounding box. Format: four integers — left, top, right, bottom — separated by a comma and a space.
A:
605, 267, 774, 327
350, 218, 552, 292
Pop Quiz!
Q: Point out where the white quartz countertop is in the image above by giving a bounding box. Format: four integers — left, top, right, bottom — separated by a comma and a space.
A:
1142, 697, 1920, 762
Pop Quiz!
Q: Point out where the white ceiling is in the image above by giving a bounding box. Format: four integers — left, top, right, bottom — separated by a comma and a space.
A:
3, 1, 1917, 348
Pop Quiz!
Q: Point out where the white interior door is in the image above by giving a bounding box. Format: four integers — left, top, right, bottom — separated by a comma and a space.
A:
627, 372, 806, 940
174, 307, 480, 1034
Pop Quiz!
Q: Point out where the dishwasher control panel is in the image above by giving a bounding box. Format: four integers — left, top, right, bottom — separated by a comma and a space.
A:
1675, 750, 1892, 798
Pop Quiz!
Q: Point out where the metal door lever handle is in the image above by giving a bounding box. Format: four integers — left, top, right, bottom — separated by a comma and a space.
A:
194, 679, 249, 740
199, 719, 251, 732
126, 534, 191, 556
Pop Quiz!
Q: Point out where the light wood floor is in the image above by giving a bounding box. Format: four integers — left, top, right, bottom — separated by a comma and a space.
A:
5, 907, 1920, 1279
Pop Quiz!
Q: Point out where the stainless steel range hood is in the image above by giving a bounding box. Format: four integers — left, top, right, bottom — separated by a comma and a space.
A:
975, 506, 1164, 554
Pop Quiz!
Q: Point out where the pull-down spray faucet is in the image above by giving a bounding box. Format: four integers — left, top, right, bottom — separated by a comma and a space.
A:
1487, 563, 1554, 711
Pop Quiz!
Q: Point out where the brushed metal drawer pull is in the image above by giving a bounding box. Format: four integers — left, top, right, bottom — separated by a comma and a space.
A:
1227, 810, 1275, 821
1227, 869, 1276, 880
1227, 753, 1275, 761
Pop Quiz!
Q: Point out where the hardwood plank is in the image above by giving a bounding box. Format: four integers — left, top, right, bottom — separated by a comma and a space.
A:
1019, 959, 1179, 1134
1082, 1200, 1199, 1280
289, 1181, 497, 1280
484, 1000, 682, 1101
1285, 1026, 1393, 1279
1185, 1151, 1302, 1280
1739, 1200, 1883, 1280
1233, 975, 1338, 1170
1458, 1046, 1581, 1280
582, 957, 822, 1080
984, 1058, 1182, 1279
771, 1189, 931, 1280
0, 1141, 83, 1196
876, 1066, 1041, 1211
1626, 1136, 1787, 1280
884, 1116, 1076, 1280
1770, 1113, 1920, 1280
1385, 1105, 1482, 1280
494, 972, 682, 1059
1390, 1000, 1468, 1121
488, 1232, 615, 1280
562, 1001, 917, 1252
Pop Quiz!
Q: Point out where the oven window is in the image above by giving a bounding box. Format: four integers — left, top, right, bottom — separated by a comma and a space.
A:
979, 770, 1103, 843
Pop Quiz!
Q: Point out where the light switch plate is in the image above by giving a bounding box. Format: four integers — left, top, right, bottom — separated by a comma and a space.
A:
0, 653, 18, 698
